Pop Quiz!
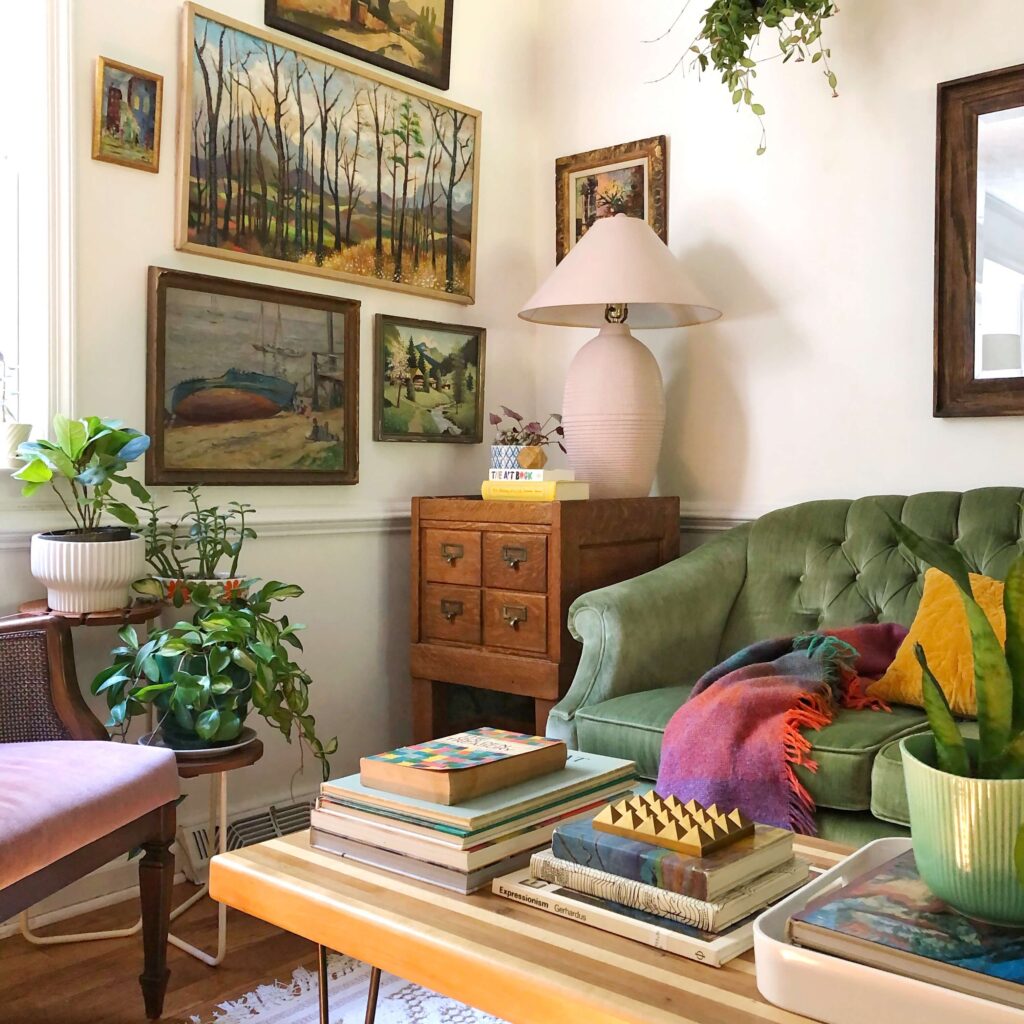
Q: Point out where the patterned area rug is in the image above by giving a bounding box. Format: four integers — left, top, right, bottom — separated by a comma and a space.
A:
192, 953, 509, 1024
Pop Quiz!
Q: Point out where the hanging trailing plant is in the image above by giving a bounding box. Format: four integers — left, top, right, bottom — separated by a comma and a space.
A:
684, 0, 840, 154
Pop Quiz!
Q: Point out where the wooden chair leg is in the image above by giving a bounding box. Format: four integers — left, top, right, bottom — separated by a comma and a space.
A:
139, 804, 175, 1019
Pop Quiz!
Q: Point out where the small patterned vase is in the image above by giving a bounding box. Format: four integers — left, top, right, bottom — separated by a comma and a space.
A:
490, 444, 523, 471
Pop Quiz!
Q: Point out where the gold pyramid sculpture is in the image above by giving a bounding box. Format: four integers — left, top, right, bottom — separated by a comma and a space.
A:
592, 791, 755, 856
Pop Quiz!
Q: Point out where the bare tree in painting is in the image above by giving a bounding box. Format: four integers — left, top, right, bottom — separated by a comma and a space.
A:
391, 98, 425, 282
337, 98, 365, 249
428, 103, 475, 293
254, 40, 293, 258
191, 107, 207, 233
292, 58, 311, 255
194, 19, 226, 246
366, 82, 392, 277
311, 64, 342, 264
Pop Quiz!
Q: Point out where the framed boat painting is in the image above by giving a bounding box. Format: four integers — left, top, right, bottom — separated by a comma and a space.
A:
373, 314, 484, 442
146, 267, 359, 485
177, 3, 479, 304
264, 0, 454, 91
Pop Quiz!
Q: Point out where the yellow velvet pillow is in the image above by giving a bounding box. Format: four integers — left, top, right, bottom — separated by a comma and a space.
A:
868, 567, 1005, 717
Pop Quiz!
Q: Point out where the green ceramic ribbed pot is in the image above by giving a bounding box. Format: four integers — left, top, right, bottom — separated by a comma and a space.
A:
901, 733, 1024, 925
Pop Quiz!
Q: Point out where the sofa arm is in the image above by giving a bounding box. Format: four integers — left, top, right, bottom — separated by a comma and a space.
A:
547, 523, 751, 746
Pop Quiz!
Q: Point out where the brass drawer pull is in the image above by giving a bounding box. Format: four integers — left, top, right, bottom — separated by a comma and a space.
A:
501, 545, 529, 569
502, 604, 528, 628
441, 542, 464, 566
441, 599, 464, 623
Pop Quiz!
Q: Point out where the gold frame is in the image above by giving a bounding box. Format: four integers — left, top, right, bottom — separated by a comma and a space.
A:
176, 3, 482, 306
555, 135, 667, 263
92, 56, 164, 174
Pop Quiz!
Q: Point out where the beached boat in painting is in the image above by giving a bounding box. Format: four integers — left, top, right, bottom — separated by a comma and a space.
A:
170, 368, 297, 424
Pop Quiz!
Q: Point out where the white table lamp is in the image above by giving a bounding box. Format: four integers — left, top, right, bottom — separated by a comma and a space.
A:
519, 214, 720, 498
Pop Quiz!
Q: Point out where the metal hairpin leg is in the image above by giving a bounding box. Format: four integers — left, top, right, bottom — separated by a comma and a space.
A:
20, 771, 228, 966
317, 945, 381, 1024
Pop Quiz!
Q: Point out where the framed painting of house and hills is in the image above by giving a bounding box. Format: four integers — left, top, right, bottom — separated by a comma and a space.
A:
177, 4, 479, 303
265, 0, 454, 91
147, 267, 359, 486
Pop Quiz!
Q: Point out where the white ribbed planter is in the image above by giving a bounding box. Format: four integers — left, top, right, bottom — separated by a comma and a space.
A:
1, 423, 31, 470
562, 323, 665, 499
30, 532, 145, 613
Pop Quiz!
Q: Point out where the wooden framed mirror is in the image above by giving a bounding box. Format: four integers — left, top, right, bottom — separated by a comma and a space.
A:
935, 63, 1024, 416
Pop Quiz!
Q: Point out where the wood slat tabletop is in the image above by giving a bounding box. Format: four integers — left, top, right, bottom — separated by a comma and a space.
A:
210, 830, 850, 1024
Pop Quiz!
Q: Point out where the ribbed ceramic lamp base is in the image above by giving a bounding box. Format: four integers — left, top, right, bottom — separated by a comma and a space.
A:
562, 324, 665, 499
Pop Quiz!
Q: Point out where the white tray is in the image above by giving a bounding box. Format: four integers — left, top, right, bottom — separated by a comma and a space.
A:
754, 837, 1021, 1024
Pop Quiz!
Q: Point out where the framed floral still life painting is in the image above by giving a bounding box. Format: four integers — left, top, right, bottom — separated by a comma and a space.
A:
147, 267, 359, 486
264, 0, 454, 91
555, 135, 668, 263
373, 314, 485, 443
92, 57, 163, 172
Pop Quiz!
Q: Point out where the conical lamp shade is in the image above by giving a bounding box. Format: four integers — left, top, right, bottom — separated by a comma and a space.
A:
519, 214, 721, 329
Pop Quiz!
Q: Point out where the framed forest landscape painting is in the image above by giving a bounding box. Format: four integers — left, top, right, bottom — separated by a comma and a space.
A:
373, 314, 484, 442
147, 267, 359, 486
177, 4, 479, 303
555, 135, 667, 263
265, 0, 454, 91
92, 57, 163, 172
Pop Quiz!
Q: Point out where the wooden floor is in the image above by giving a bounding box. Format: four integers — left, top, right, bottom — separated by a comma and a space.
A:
0, 884, 315, 1024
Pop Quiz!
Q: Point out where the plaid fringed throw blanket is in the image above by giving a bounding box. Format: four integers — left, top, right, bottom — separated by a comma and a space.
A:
656, 623, 907, 835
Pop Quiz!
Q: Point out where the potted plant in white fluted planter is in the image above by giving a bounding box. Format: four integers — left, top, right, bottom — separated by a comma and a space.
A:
132, 485, 256, 608
1, 350, 30, 470
14, 414, 150, 613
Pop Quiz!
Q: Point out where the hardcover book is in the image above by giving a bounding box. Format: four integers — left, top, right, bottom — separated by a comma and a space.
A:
487, 469, 576, 482
492, 866, 756, 967
360, 729, 567, 805
551, 819, 794, 901
790, 849, 1024, 1010
531, 849, 809, 933
480, 480, 590, 502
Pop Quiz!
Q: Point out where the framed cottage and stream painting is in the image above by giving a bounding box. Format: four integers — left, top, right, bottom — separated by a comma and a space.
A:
147, 267, 359, 486
177, 3, 480, 303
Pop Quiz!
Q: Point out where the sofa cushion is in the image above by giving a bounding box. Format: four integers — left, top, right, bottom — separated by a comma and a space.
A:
871, 721, 980, 826
0, 741, 180, 890
577, 688, 930, 811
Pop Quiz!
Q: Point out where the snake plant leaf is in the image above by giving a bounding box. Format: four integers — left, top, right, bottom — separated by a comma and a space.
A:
887, 515, 971, 594
915, 644, 971, 776
997, 732, 1024, 780
1016, 825, 1024, 887
962, 596, 1014, 774
1004, 555, 1024, 733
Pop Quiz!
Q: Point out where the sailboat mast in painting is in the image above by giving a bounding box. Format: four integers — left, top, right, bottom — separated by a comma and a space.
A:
176, 4, 479, 302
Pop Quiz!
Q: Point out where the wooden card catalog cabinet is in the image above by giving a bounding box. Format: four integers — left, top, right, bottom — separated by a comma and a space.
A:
410, 496, 680, 740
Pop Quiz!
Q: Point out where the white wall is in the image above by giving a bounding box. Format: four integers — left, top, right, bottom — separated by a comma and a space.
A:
0, 0, 544, 828
532, 0, 1024, 520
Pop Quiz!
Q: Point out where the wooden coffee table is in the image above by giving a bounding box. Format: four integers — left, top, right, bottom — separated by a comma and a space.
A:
210, 830, 850, 1024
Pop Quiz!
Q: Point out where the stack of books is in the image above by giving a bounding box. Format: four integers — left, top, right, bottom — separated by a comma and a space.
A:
789, 848, 1024, 1010
493, 793, 810, 967
310, 728, 637, 894
481, 468, 589, 501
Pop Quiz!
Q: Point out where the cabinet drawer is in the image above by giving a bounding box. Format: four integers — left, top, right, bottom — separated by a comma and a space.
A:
483, 532, 548, 593
483, 590, 547, 654
422, 584, 481, 645
423, 529, 481, 586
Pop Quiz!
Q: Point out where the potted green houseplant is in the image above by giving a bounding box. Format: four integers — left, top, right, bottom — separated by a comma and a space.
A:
0, 350, 30, 470
488, 407, 565, 471
133, 486, 256, 606
14, 415, 150, 613
890, 517, 1024, 925
92, 579, 338, 778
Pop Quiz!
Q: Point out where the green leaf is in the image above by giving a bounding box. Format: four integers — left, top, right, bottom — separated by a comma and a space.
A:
915, 645, 970, 776
963, 595, 1014, 773
141, 655, 161, 682
53, 414, 88, 459
118, 625, 140, 649
13, 459, 53, 483
751, 103, 766, 116
887, 515, 972, 593
1003, 555, 1024, 732
195, 707, 221, 740
106, 501, 139, 526
231, 649, 257, 672
1016, 825, 1024, 886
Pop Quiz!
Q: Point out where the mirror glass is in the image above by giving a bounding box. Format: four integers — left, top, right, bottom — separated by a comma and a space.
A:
975, 106, 1024, 379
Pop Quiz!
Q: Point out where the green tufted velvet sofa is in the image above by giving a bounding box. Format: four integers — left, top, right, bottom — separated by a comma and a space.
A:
548, 488, 1024, 848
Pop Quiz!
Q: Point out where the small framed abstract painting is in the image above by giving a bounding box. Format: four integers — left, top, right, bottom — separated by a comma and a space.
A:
92, 57, 163, 173
147, 267, 360, 485
373, 314, 485, 443
555, 136, 668, 263
264, 0, 455, 91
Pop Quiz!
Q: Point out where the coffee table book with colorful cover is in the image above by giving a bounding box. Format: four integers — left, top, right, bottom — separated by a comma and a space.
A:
492, 866, 755, 967
551, 819, 793, 901
309, 796, 627, 873
531, 850, 810, 933
360, 729, 567, 805
310, 828, 536, 895
321, 750, 637, 832
789, 849, 1024, 1011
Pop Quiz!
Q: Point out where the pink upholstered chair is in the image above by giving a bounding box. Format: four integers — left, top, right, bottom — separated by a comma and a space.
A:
0, 615, 180, 1019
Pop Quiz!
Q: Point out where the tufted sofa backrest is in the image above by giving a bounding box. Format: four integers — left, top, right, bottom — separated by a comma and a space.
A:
717, 488, 1024, 660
